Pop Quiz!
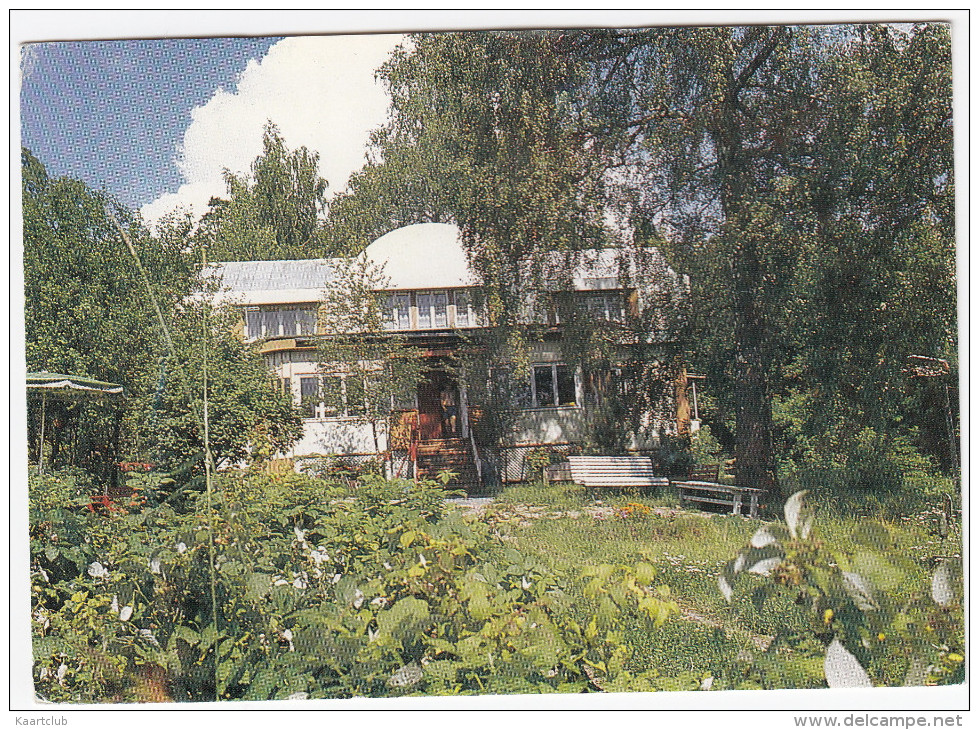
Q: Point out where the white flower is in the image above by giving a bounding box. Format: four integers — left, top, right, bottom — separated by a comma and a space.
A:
387, 662, 423, 688
370, 596, 388, 608
110, 595, 119, 613
281, 628, 295, 652
383, 562, 392, 570
138, 629, 161, 648
700, 676, 714, 691
149, 557, 162, 574
87, 562, 109, 579
274, 578, 289, 586
176, 542, 187, 554
352, 589, 365, 609
56, 663, 67, 682
332, 573, 342, 584
287, 691, 308, 701
293, 526, 306, 544
418, 554, 428, 567
521, 576, 532, 591
119, 605, 133, 621
309, 547, 330, 566
292, 574, 308, 590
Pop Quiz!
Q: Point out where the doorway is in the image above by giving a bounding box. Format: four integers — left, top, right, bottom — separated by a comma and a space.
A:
416, 368, 463, 440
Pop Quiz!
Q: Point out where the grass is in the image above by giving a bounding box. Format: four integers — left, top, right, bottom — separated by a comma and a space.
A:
463, 478, 962, 689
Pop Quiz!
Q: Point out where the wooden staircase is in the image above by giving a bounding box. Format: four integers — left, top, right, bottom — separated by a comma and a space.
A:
416, 438, 480, 490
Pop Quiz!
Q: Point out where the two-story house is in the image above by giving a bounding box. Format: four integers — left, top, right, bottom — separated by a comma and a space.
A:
208, 222, 689, 487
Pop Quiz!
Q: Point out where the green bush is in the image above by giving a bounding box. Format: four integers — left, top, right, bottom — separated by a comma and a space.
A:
719, 491, 964, 689
30, 470, 683, 702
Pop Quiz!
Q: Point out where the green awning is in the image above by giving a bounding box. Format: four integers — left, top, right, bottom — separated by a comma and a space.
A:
27, 371, 124, 400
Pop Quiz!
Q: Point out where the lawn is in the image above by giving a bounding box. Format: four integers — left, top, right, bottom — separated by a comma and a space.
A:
452, 479, 963, 691
29, 469, 963, 701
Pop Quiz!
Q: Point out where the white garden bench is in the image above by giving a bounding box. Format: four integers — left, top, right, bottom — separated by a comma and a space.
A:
567, 455, 668, 490
673, 480, 763, 519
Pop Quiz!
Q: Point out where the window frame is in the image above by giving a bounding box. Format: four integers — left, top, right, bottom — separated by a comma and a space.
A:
382, 293, 412, 331
245, 305, 319, 340
523, 363, 580, 409
417, 290, 448, 330
296, 373, 369, 420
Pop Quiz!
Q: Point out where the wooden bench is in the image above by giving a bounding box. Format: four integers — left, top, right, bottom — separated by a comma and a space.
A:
673, 480, 763, 518
567, 456, 669, 491
687, 464, 720, 482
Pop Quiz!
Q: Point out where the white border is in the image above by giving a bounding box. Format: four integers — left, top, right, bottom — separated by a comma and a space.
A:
8, 9, 970, 723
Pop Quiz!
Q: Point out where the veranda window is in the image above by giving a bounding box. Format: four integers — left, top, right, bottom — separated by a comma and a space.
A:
297, 374, 367, 419
523, 364, 578, 408
417, 291, 448, 329
383, 294, 411, 330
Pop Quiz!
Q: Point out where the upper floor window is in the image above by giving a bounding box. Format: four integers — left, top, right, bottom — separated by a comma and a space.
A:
584, 292, 627, 323
245, 306, 318, 340
454, 290, 477, 327
417, 291, 448, 329
382, 294, 411, 331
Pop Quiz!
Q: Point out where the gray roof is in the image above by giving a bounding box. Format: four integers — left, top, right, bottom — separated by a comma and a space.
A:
206, 259, 338, 293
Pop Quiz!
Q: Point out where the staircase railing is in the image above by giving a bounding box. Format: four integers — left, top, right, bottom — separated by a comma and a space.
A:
469, 431, 483, 488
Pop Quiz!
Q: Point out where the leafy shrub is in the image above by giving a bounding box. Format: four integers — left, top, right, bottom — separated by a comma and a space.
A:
31, 470, 685, 702
719, 491, 964, 689
689, 425, 725, 466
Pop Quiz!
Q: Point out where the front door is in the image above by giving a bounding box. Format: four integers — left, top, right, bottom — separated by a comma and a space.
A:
417, 371, 446, 440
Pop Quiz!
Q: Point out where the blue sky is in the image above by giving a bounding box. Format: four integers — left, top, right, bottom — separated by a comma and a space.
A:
19, 34, 405, 223
21, 38, 281, 211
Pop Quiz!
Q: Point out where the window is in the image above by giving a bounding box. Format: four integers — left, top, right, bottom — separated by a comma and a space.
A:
454, 290, 476, 327
297, 374, 367, 419
417, 291, 448, 329
300, 376, 321, 418
522, 364, 578, 408
245, 308, 263, 339
344, 375, 366, 415
245, 306, 318, 340
383, 294, 411, 330
297, 308, 318, 335
584, 292, 626, 322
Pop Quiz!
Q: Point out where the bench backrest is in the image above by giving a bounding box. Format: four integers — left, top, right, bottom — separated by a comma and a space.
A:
687, 463, 720, 482
567, 456, 665, 487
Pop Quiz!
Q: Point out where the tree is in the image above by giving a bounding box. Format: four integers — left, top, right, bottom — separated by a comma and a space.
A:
197, 122, 329, 261
132, 299, 304, 470
329, 24, 955, 491
778, 24, 955, 471
316, 257, 425, 455
23, 148, 193, 472
23, 148, 304, 475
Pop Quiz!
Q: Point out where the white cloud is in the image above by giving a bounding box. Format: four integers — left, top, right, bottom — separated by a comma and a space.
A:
141, 34, 404, 225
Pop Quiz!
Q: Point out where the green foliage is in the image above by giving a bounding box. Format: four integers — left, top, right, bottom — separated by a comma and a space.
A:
22, 149, 195, 476
719, 491, 964, 688
31, 470, 689, 702
689, 425, 724, 466
131, 300, 303, 471
195, 122, 329, 260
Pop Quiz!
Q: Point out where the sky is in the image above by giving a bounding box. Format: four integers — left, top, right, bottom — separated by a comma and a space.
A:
20, 34, 405, 224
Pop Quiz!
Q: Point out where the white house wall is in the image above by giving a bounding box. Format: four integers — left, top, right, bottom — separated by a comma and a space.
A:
290, 418, 385, 458
509, 407, 589, 444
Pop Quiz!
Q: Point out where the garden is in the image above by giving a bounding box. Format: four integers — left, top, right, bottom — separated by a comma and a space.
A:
29, 460, 963, 703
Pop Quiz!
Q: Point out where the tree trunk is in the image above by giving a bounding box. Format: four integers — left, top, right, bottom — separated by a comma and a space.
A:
718, 47, 778, 495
